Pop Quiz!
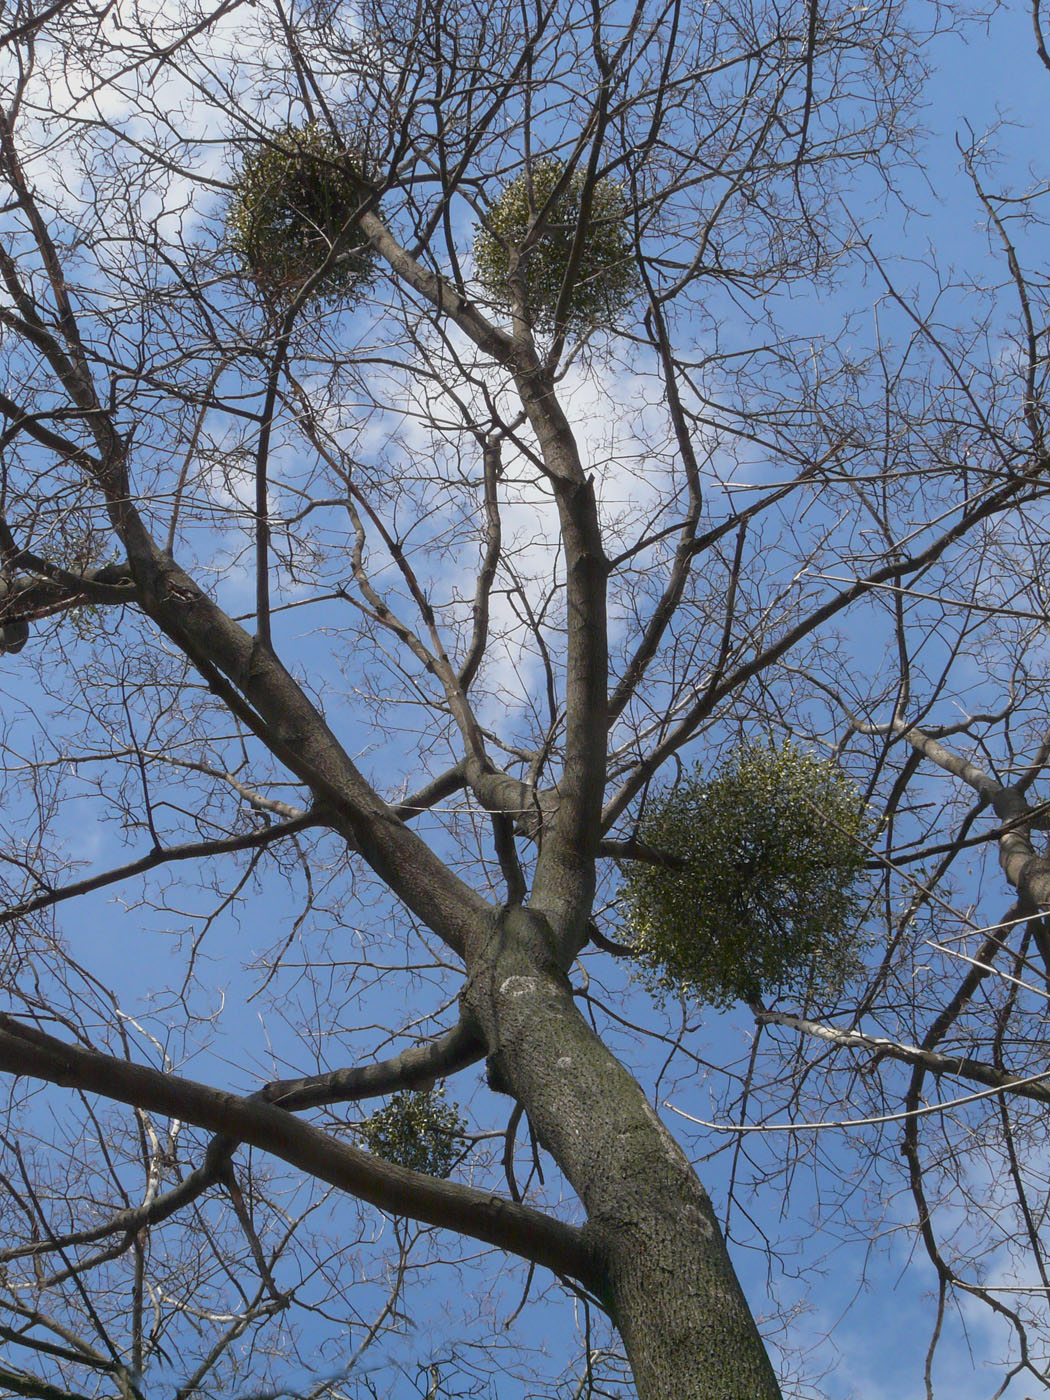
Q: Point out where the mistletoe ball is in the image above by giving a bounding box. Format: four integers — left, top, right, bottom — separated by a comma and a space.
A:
227, 123, 378, 305
357, 1087, 468, 1179
621, 743, 869, 1007
474, 158, 639, 332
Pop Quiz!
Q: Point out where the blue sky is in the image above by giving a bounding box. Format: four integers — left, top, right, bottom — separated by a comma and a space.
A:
4, 0, 1050, 1397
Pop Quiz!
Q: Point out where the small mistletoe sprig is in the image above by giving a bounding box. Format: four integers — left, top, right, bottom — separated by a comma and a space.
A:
357, 1086, 468, 1179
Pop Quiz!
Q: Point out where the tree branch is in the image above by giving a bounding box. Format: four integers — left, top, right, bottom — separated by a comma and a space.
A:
0, 1015, 599, 1290
263, 1017, 486, 1112
1, 814, 320, 924
757, 1010, 1050, 1107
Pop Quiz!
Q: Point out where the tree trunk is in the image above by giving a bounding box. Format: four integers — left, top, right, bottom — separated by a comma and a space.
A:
466, 906, 783, 1400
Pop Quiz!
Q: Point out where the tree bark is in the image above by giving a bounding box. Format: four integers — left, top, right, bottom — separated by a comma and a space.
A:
465, 906, 783, 1400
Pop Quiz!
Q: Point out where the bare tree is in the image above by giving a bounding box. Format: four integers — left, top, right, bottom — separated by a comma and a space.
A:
1, 0, 1049, 1395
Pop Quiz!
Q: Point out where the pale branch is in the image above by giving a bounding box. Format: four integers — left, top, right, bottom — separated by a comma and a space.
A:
0, 1015, 598, 1289
756, 1010, 1050, 1107
0, 813, 320, 924
867, 719, 1050, 923
392, 763, 467, 821
670, 1069, 1050, 1133
171, 1295, 288, 1400
144, 751, 308, 821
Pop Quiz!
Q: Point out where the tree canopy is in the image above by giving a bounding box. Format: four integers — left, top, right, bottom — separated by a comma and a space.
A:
0, 0, 1049, 1397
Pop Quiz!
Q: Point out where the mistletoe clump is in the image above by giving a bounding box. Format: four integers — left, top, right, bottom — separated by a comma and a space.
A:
621, 744, 868, 1008
227, 123, 377, 305
474, 158, 639, 332
357, 1087, 467, 1178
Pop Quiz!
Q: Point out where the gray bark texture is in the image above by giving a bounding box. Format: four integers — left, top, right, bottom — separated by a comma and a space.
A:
465, 907, 783, 1400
